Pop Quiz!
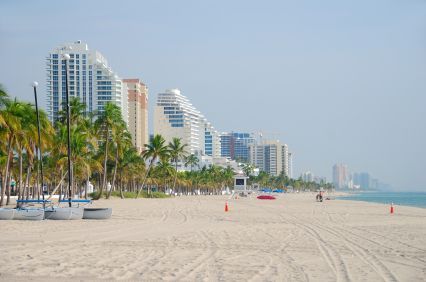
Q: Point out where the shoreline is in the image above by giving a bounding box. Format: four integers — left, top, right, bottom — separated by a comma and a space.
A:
1, 194, 425, 281
336, 191, 426, 209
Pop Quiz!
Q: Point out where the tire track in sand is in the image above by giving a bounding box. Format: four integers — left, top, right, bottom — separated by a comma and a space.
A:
171, 230, 218, 280
245, 201, 350, 282
309, 220, 399, 282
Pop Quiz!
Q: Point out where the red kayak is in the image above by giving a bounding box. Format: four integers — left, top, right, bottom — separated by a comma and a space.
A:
257, 195, 276, 200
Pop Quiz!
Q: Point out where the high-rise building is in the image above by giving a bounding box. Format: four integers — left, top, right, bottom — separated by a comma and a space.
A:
220, 132, 255, 162
288, 152, 293, 179
204, 120, 221, 158
332, 164, 349, 189
154, 89, 205, 155
123, 79, 148, 153
359, 172, 371, 189
220, 134, 233, 159
250, 144, 264, 172
281, 144, 289, 177
249, 140, 290, 177
302, 171, 314, 182
233, 132, 256, 162
46, 41, 127, 124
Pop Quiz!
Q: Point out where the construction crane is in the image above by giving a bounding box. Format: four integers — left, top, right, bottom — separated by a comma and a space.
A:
255, 131, 286, 144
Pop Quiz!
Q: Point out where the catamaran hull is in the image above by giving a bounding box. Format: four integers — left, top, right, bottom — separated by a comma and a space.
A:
0, 208, 15, 220
44, 207, 84, 220
83, 208, 112, 219
13, 209, 45, 220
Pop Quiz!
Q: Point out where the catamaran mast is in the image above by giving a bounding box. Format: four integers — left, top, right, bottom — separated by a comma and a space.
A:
32, 81, 45, 210
63, 54, 73, 208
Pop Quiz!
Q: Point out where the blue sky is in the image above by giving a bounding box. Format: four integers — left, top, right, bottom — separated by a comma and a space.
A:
1, 0, 425, 190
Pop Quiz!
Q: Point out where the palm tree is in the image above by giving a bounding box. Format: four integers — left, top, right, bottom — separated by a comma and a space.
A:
168, 137, 188, 191
0, 99, 23, 206
222, 166, 235, 189
57, 97, 88, 126
94, 102, 124, 200
107, 122, 132, 199
135, 134, 170, 198
153, 159, 174, 193
241, 163, 254, 177
184, 154, 199, 171
119, 147, 144, 198
0, 84, 9, 126
14, 103, 53, 202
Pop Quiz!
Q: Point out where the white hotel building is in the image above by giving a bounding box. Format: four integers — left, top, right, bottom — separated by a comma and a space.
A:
154, 89, 221, 157
46, 41, 128, 124
249, 140, 290, 177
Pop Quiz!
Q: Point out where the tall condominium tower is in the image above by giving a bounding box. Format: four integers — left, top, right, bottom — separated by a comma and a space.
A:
154, 89, 206, 155
220, 132, 255, 162
332, 164, 349, 189
353, 172, 371, 189
281, 144, 289, 177
220, 134, 233, 159
249, 140, 290, 177
123, 79, 148, 153
204, 120, 221, 158
288, 152, 293, 179
302, 171, 314, 182
46, 41, 127, 124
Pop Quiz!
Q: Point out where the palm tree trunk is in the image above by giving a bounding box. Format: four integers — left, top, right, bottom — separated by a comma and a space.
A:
172, 160, 178, 191
96, 130, 109, 200
119, 169, 124, 199
85, 169, 89, 200
24, 163, 32, 201
1, 136, 13, 207
5, 140, 13, 205
5, 169, 11, 206
17, 151, 23, 201
0, 170, 5, 206
107, 148, 119, 199
135, 159, 154, 198
0, 172, 2, 204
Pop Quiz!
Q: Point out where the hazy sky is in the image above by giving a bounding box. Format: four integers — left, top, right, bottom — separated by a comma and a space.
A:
1, 0, 425, 190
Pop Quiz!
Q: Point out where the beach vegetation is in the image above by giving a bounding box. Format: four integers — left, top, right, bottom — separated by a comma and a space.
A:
0, 88, 333, 206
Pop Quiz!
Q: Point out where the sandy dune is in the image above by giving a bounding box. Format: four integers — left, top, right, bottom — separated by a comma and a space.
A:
0, 193, 425, 281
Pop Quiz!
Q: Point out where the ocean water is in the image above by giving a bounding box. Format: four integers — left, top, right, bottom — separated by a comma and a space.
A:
338, 192, 426, 209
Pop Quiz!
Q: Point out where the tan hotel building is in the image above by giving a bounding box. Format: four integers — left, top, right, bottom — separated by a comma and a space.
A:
123, 79, 148, 153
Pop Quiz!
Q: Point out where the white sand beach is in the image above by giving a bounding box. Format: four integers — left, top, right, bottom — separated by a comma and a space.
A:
1, 193, 425, 281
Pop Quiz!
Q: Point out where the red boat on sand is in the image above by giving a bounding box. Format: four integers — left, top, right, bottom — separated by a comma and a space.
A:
257, 195, 276, 200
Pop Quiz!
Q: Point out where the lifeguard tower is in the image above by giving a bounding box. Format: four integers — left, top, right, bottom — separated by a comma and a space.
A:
232, 174, 249, 198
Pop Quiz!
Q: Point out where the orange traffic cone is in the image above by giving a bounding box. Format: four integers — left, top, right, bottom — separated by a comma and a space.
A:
225, 202, 229, 212
390, 202, 394, 214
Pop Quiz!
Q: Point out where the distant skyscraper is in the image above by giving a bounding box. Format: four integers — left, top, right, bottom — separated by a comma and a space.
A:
302, 171, 314, 182
46, 41, 127, 124
154, 89, 212, 155
220, 134, 232, 159
281, 144, 289, 177
123, 79, 148, 153
359, 172, 371, 189
220, 132, 255, 162
249, 140, 289, 177
250, 144, 265, 172
332, 164, 349, 189
288, 152, 293, 179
